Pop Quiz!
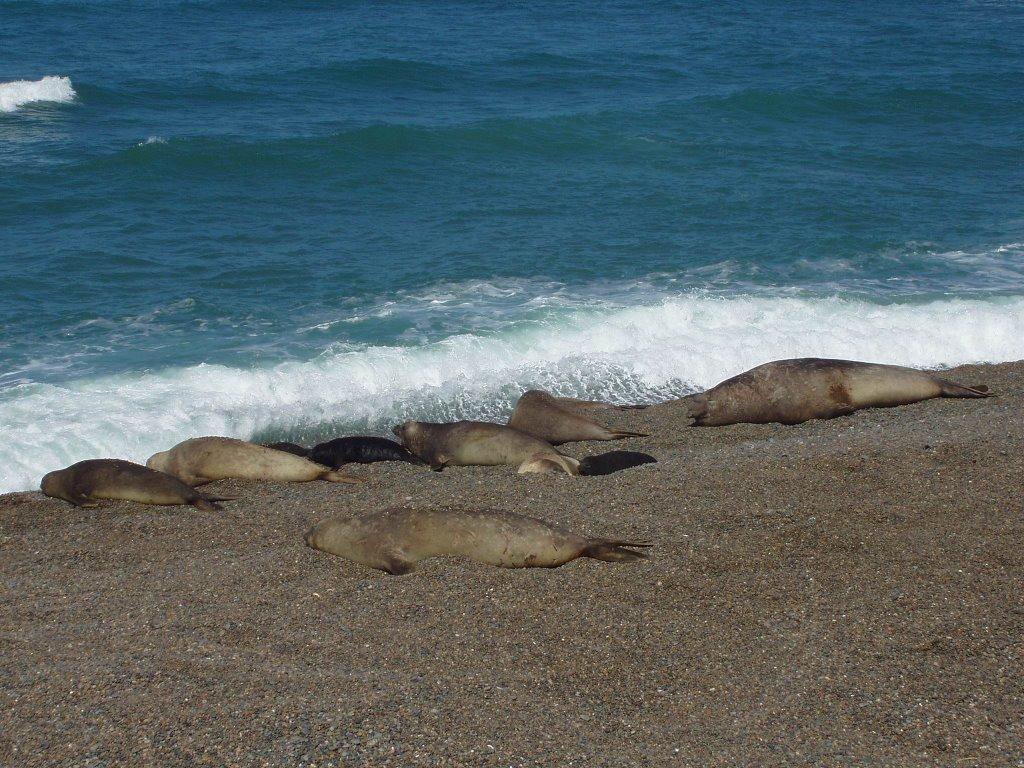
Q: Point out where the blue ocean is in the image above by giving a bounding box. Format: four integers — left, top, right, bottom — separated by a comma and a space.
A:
2, 1, 1023, 492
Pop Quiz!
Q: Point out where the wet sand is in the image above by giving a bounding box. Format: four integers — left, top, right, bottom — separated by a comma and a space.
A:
1, 361, 1022, 767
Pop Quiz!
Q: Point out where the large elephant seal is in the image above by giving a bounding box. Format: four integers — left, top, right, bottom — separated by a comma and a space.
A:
579, 451, 657, 476
508, 390, 648, 445
304, 507, 651, 574
681, 358, 992, 426
392, 420, 579, 475
147, 437, 363, 486
40, 459, 229, 510
308, 436, 423, 468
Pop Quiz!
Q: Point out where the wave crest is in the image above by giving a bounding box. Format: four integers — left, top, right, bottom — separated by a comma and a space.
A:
0, 76, 75, 113
2, 293, 1023, 493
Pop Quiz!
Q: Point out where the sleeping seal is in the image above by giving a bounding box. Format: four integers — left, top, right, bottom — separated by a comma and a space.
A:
147, 436, 363, 486
304, 507, 651, 574
40, 459, 229, 510
392, 420, 579, 475
681, 358, 991, 426
308, 436, 423, 468
508, 390, 648, 445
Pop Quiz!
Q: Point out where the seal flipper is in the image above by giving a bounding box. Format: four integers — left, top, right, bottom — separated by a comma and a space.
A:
70, 493, 99, 509
191, 494, 234, 512
937, 380, 992, 398
581, 540, 652, 563
380, 552, 416, 575
605, 429, 649, 439
320, 470, 365, 484
680, 393, 709, 426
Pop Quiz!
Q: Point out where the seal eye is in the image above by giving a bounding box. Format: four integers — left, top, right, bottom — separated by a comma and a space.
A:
391, 424, 403, 437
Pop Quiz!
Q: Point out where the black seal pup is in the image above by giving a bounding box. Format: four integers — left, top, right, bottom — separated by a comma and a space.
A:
308, 436, 423, 468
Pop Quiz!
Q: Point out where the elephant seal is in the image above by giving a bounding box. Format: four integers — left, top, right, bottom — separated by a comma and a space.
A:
304, 507, 650, 574
262, 442, 310, 457
681, 358, 992, 426
308, 436, 423, 468
40, 459, 230, 510
392, 420, 579, 475
147, 436, 363, 486
579, 451, 657, 476
508, 390, 648, 445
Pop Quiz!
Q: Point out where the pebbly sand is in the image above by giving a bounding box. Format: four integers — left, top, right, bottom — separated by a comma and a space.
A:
1, 361, 1022, 767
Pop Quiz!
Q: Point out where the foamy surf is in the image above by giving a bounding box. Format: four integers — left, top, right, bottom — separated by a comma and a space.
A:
0, 75, 75, 113
2, 293, 1023, 493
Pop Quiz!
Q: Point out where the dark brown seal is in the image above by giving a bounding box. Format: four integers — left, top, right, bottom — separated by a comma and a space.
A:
680, 358, 991, 426
40, 459, 229, 510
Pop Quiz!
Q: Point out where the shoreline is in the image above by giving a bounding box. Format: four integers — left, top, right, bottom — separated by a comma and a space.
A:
2, 360, 1022, 766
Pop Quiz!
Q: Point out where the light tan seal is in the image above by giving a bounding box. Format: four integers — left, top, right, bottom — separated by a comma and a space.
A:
304, 507, 651, 574
680, 358, 992, 426
392, 420, 579, 475
146, 436, 363, 486
508, 390, 648, 445
40, 459, 230, 510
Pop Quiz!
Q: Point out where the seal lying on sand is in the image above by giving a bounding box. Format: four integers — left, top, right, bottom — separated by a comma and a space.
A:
41, 459, 230, 510
147, 437, 363, 486
304, 507, 651, 574
579, 451, 657, 476
262, 442, 310, 457
309, 436, 423, 468
392, 420, 579, 475
508, 390, 648, 445
681, 358, 992, 426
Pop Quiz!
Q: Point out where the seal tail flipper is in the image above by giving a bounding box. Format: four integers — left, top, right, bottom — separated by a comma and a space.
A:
937, 380, 992, 398
560, 456, 580, 476
192, 494, 236, 512
582, 540, 652, 563
606, 429, 649, 439
321, 470, 365, 484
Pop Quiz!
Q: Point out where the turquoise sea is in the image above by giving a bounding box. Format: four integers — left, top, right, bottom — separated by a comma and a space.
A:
2, 1, 1023, 491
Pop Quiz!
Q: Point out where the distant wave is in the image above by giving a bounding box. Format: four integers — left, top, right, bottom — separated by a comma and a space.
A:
0, 75, 75, 113
2, 293, 1023, 493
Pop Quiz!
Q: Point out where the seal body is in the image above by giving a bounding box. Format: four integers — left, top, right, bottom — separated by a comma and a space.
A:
578, 451, 657, 476
682, 358, 991, 426
262, 442, 310, 457
146, 436, 362, 486
308, 436, 423, 468
304, 507, 650, 574
40, 459, 228, 510
392, 420, 579, 475
508, 390, 648, 445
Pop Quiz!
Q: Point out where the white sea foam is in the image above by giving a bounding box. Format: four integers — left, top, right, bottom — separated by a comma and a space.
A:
2, 293, 1023, 493
0, 76, 75, 113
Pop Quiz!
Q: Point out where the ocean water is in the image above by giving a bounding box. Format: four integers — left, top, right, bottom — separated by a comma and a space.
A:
2, 1, 1023, 492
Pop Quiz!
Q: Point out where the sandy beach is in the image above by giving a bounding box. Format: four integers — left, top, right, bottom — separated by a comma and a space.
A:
1, 360, 1021, 767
